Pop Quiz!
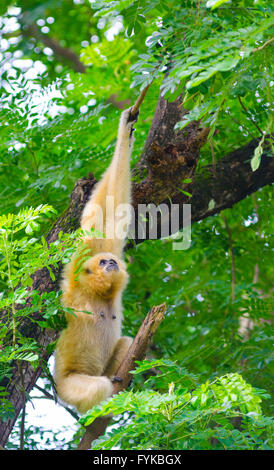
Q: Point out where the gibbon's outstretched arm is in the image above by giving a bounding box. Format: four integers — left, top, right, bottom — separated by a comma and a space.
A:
81, 108, 138, 258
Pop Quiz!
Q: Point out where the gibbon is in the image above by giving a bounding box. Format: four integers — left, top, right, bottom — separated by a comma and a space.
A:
54, 108, 138, 414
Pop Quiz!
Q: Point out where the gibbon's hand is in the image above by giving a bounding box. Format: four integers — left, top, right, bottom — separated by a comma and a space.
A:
127, 108, 139, 123
120, 108, 139, 139
111, 375, 123, 383
111, 376, 133, 387
127, 108, 139, 139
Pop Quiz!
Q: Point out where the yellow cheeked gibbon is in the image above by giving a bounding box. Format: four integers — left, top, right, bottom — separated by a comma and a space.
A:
54, 108, 139, 414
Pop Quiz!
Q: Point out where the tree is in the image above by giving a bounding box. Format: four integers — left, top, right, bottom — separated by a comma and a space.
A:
0, 0, 273, 450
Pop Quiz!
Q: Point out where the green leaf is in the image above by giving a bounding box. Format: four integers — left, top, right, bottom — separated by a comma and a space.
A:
182, 178, 192, 184
208, 199, 216, 211
251, 134, 265, 172
25, 224, 33, 235
177, 188, 192, 197
206, 0, 230, 10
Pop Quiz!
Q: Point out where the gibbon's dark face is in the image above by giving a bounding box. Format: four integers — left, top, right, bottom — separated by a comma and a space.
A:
80, 253, 128, 298
98, 257, 119, 272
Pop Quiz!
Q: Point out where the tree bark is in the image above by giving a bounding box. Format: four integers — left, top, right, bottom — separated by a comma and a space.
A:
189, 138, 273, 223
132, 93, 210, 207
140, 137, 273, 242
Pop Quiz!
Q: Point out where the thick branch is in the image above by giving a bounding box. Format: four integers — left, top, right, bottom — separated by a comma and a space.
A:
184, 139, 273, 223
77, 303, 166, 450
148, 142, 272, 244
131, 138, 273, 243
132, 93, 210, 206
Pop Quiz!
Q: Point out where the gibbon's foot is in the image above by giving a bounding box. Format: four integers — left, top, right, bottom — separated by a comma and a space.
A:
111, 376, 133, 387
111, 375, 123, 383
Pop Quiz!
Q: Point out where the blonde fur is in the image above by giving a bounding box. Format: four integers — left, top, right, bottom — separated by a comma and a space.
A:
54, 109, 136, 414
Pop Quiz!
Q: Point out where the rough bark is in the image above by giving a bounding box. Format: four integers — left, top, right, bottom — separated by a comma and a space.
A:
132, 93, 210, 207
136, 138, 273, 242
190, 139, 274, 223
77, 303, 166, 450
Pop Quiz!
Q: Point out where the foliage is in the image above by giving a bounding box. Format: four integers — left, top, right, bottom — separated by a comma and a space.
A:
0, 0, 273, 450
80, 360, 273, 449
89, 0, 273, 149
0, 205, 80, 390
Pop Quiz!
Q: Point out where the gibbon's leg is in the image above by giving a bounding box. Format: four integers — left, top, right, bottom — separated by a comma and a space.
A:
104, 336, 133, 378
81, 108, 138, 257
56, 373, 113, 414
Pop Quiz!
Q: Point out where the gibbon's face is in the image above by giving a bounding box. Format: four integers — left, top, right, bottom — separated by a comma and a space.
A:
79, 252, 128, 298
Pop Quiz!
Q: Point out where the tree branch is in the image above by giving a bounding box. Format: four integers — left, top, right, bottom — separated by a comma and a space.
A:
23, 23, 86, 73
188, 138, 273, 223
223, 216, 236, 303
132, 93, 210, 206
77, 303, 166, 450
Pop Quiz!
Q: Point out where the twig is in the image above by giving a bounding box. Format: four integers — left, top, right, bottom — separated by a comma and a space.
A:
237, 96, 264, 137
223, 217, 236, 303
34, 384, 79, 421
77, 302, 166, 450
251, 37, 274, 53
130, 84, 151, 116
225, 110, 257, 140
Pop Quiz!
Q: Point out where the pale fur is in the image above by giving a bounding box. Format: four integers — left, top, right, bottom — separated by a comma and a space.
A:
54, 109, 136, 414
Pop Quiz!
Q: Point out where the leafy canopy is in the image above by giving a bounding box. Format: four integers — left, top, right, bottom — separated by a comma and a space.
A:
0, 0, 273, 450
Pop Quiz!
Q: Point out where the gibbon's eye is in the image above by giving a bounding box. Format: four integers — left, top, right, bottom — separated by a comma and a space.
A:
99, 259, 107, 266
85, 268, 91, 274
